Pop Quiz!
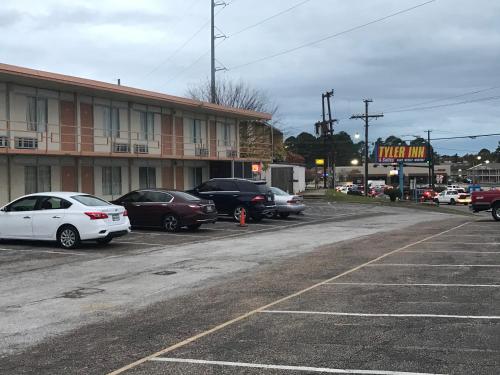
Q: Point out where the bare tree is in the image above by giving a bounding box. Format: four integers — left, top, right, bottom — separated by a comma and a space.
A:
187, 78, 282, 161
186, 77, 278, 116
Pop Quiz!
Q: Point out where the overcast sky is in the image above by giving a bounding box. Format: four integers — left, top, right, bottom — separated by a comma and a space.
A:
2, 0, 499, 155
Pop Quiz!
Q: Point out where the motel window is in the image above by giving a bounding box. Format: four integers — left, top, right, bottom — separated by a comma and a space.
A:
26, 97, 48, 132
192, 119, 202, 144
102, 107, 120, 138
191, 167, 203, 187
102, 166, 122, 196
25, 166, 51, 194
139, 167, 156, 189
139, 112, 154, 141
222, 123, 232, 146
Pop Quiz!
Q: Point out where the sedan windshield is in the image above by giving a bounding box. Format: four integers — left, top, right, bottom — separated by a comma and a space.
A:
71, 195, 111, 206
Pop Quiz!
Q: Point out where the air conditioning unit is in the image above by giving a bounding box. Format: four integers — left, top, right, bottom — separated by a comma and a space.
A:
134, 144, 149, 154
226, 150, 237, 158
195, 147, 209, 157
15, 137, 38, 149
113, 143, 130, 153
0, 136, 8, 148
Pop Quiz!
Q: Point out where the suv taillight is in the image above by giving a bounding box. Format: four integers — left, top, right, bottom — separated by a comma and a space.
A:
251, 195, 266, 203
85, 212, 109, 220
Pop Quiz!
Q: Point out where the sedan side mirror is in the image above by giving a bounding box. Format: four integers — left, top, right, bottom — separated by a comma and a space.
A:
0, 207, 7, 212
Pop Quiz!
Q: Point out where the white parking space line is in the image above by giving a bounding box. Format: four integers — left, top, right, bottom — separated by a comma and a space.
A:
437, 234, 500, 237
323, 282, 500, 288
368, 263, 500, 268
423, 242, 500, 245
401, 250, 500, 254
0, 248, 88, 256
130, 232, 205, 238
149, 357, 444, 375
260, 310, 500, 320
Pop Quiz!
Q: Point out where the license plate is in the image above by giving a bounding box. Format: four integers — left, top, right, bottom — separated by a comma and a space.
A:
206, 205, 214, 212
112, 214, 120, 221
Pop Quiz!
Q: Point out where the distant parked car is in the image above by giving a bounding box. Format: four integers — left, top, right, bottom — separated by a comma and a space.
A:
0, 192, 130, 248
420, 189, 437, 202
112, 189, 217, 231
188, 178, 276, 222
266, 187, 306, 218
434, 190, 461, 205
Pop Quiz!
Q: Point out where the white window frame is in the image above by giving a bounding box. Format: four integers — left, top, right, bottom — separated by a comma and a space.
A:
25, 165, 51, 194
101, 106, 121, 138
192, 119, 202, 144
102, 166, 122, 196
139, 111, 154, 141
139, 167, 157, 189
26, 96, 48, 132
192, 167, 203, 187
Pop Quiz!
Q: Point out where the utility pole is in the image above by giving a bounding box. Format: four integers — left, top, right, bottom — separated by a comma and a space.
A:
426, 130, 435, 189
211, 0, 215, 103
210, 1, 227, 104
350, 99, 383, 197
315, 90, 337, 189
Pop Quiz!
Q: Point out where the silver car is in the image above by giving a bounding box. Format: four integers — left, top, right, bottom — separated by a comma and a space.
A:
266, 187, 306, 218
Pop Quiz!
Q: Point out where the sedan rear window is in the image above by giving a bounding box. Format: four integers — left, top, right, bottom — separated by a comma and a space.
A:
71, 195, 111, 206
257, 184, 271, 194
172, 191, 201, 201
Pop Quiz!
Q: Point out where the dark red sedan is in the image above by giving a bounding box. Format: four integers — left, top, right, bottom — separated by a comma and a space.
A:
112, 189, 217, 231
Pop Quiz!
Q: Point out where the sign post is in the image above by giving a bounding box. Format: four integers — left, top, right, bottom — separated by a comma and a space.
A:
315, 159, 325, 189
410, 178, 417, 202
399, 162, 404, 200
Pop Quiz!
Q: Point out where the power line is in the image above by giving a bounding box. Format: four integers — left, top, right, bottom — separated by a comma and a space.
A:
384, 84, 500, 113
385, 95, 500, 113
138, 4, 230, 84
229, 0, 436, 70
229, 0, 313, 37
160, 39, 227, 87
159, 0, 314, 88
430, 132, 500, 141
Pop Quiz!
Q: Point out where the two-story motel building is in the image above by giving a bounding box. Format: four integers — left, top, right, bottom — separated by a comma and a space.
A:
0, 63, 274, 205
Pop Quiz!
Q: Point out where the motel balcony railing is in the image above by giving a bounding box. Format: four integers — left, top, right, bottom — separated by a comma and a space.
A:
0, 121, 272, 161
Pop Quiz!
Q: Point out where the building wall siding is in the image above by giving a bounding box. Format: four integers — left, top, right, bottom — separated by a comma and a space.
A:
60, 100, 76, 152
81, 166, 94, 195
61, 165, 77, 191
80, 102, 94, 152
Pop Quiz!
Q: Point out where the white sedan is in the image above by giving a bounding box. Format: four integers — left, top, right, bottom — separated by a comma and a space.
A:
434, 190, 460, 205
267, 187, 306, 218
0, 192, 131, 249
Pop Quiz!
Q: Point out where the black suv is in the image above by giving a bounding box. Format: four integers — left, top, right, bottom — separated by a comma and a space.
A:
188, 178, 276, 222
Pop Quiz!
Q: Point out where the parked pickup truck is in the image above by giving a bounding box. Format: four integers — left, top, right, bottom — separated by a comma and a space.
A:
471, 190, 500, 221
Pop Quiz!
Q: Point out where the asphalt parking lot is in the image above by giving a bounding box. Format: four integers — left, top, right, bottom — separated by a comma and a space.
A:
107, 219, 500, 375
1, 201, 499, 374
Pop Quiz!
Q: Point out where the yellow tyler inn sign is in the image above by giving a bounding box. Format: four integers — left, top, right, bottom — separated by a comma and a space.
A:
376, 146, 428, 163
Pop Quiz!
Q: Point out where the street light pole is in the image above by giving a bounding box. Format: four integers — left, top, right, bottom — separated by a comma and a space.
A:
350, 100, 383, 196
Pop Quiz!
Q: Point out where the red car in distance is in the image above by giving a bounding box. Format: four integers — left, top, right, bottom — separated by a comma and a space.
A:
112, 189, 217, 231
420, 189, 437, 202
